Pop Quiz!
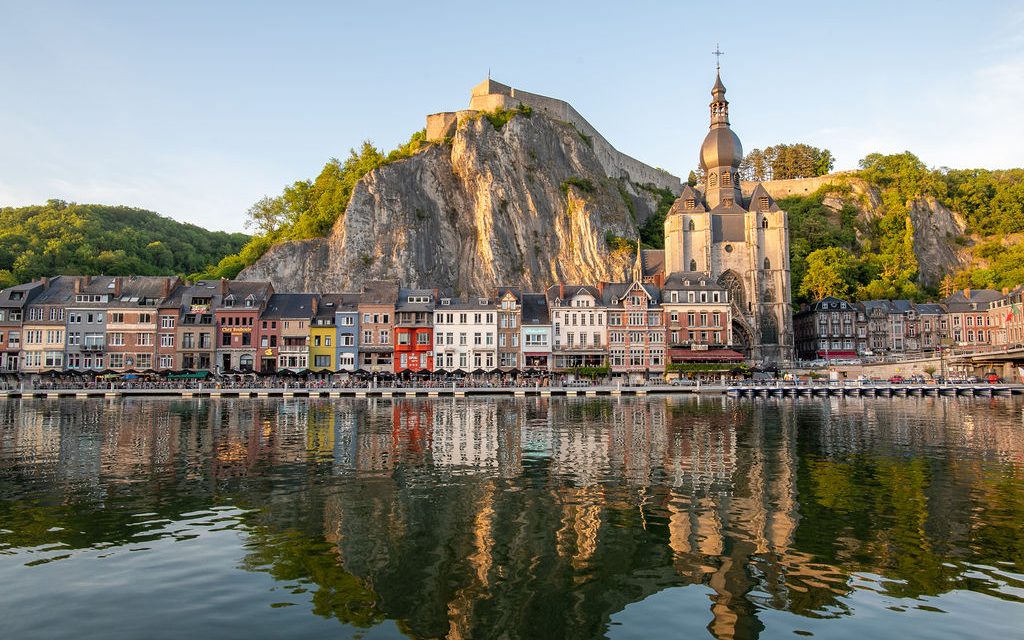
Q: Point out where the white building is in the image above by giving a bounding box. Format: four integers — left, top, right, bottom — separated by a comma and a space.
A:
433, 296, 497, 371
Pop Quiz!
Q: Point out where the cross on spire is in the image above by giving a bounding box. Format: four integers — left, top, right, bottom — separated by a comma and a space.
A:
712, 43, 724, 70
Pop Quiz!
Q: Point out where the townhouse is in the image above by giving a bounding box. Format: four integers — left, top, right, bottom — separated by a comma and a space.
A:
215, 280, 274, 372
393, 288, 434, 372
0, 281, 44, 373
944, 289, 1001, 347
494, 288, 521, 370
260, 293, 315, 372
661, 272, 733, 368
174, 280, 220, 371
793, 297, 858, 361
333, 293, 361, 371
21, 276, 75, 373
433, 295, 496, 371
519, 293, 551, 370
310, 295, 340, 372
105, 276, 180, 371
357, 281, 398, 373
603, 280, 665, 381
546, 284, 606, 371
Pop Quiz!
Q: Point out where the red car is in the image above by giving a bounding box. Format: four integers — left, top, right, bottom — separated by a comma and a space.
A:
985, 373, 1001, 384
889, 375, 904, 384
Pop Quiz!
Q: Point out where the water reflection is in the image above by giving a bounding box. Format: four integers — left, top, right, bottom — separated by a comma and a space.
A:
0, 397, 1022, 640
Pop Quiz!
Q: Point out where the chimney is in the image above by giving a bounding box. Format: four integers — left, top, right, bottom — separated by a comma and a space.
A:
74, 277, 82, 294
161, 278, 171, 299
1003, 287, 1010, 296
40, 277, 48, 288
964, 288, 971, 300
113, 277, 122, 297
220, 278, 228, 296
559, 282, 565, 299
311, 296, 319, 315
597, 281, 606, 296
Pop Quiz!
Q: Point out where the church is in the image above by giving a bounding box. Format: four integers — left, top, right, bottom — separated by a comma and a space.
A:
660, 68, 794, 364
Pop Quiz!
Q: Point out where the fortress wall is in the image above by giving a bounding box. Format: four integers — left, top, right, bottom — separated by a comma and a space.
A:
511, 88, 681, 195
740, 172, 857, 200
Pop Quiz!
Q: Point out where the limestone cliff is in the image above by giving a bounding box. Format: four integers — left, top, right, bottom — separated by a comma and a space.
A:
751, 174, 967, 288
239, 112, 658, 293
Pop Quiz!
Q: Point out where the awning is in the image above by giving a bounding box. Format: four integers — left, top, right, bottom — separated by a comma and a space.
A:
816, 350, 857, 358
669, 348, 744, 363
168, 371, 210, 380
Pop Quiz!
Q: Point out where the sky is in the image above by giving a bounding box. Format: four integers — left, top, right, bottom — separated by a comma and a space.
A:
1, 0, 1022, 233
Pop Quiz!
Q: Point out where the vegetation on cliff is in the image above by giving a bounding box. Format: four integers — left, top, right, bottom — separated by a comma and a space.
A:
193, 130, 429, 281
0, 201, 248, 288
790, 151, 1024, 303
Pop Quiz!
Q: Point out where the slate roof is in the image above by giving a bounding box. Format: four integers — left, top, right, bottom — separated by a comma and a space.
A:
261, 293, 316, 319
662, 271, 726, 292
520, 293, 550, 325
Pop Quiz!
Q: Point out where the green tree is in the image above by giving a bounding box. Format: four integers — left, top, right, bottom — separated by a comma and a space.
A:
800, 247, 854, 301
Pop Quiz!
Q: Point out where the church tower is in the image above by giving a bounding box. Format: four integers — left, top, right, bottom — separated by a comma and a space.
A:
664, 66, 794, 365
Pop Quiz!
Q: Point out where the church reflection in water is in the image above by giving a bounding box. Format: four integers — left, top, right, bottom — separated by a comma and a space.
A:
1, 396, 1022, 639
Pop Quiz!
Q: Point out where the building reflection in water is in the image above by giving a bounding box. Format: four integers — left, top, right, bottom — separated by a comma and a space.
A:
0, 396, 1022, 640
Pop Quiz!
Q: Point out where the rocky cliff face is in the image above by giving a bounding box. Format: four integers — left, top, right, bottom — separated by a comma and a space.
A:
757, 175, 967, 289
239, 112, 658, 293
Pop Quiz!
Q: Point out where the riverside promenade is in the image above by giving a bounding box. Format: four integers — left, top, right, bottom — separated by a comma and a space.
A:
2, 381, 1022, 400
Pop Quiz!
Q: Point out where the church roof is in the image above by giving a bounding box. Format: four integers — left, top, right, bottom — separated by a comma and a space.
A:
640, 250, 664, 278
747, 183, 780, 212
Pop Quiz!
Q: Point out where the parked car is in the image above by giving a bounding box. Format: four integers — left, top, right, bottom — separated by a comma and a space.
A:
967, 376, 980, 383
985, 372, 1001, 384
889, 375, 904, 384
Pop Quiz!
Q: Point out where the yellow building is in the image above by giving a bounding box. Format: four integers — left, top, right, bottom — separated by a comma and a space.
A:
309, 295, 336, 372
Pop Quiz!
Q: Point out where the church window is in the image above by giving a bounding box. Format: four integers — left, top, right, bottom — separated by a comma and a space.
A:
709, 173, 718, 187
689, 259, 697, 271
724, 244, 733, 253
723, 198, 734, 207
688, 219, 695, 231
763, 257, 771, 270
761, 216, 769, 229
685, 198, 695, 209
722, 172, 732, 186
759, 196, 769, 211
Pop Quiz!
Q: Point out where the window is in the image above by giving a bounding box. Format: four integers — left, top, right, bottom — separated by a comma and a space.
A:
722, 171, 732, 186
109, 332, 125, 346
160, 334, 174, 348
159, 355, 173, 369
110, 312, 124, 323
763, 257, 771, 270
688, 219, 695, 231
709, 172, 718, 187
685, 199, 695, 209
136, 333, 153, 346
689, 259, 697, 271
379, 330, 389, 344
760, 197, 769, 212
363, 330, 372, 344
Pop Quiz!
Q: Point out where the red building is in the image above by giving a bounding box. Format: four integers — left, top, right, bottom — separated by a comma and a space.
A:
214, 280, 273, 373
393, 288, 434, 373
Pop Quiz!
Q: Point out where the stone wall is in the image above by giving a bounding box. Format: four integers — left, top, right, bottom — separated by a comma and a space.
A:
740, 172, 859, 199
427, 80, 681, 195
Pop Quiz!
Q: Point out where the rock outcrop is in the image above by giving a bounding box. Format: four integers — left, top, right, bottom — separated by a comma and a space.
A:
240, 112, 659, 293
748, 174, 967, 288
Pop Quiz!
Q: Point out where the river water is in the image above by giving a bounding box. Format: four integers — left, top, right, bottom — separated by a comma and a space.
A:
0, 396, 1021, 639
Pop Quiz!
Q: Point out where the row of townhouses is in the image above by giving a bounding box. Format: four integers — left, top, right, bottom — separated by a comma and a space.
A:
0, 272, 742, 379
793, 288, 1024, 360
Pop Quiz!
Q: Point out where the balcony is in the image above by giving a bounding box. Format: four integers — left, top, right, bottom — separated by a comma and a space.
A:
81, 343, 105, 352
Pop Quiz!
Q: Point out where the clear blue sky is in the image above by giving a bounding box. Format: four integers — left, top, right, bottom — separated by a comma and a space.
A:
2, 0, 1021, 232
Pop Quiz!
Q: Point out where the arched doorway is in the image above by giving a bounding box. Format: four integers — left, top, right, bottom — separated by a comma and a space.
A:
731, 320, 752, 358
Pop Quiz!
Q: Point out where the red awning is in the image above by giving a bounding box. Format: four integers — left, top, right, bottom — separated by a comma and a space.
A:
816, 350, 857, 358
669, 349, 745, 362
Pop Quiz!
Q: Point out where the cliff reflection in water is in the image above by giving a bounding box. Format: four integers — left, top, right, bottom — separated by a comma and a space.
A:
1, 397, 1022, 640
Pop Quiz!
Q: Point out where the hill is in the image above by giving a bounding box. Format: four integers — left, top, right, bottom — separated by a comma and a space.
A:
0, 201, 249, 287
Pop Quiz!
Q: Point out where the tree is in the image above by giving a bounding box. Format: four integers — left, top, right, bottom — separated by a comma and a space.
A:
741, 143, 835, 181
687, 170, 698, 187
799, 247, 854, 301
245, 196, 288, 235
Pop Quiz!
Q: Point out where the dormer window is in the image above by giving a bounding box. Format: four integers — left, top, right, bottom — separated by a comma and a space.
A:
224, 295, 235, 308
245, 294, 256, 308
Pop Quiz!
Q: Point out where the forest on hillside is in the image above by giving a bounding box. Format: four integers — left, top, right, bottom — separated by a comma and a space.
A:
0, 201, 249, 288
